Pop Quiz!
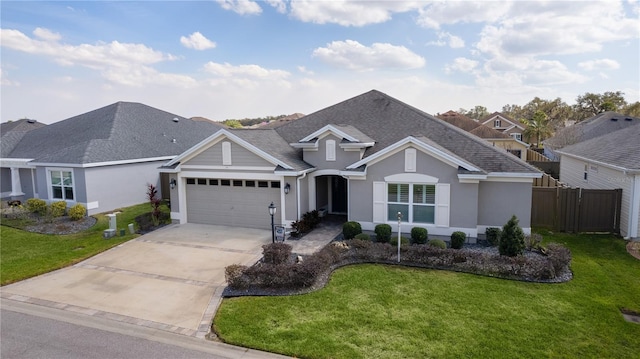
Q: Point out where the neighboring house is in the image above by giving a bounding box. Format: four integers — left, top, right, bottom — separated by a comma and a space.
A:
557, 125, 640, 240
1, 118, 47, 200
0, 102, 222, 214
163, 90, 541, 240
437, 111, 529, 160
544, 111, 640, 161
480, 112, 526, 141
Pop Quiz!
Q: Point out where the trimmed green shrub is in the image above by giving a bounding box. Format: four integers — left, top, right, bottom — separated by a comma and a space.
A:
374, 224, 392, 243
499, 215, 525, 257
411, 227, 428, 244
26, 198, 47, 215
427, 239, 446, 249
450, 231, 466, 249
68, 203, 87, 221
262, 243, 292, 265
390, 236, 410, 246
354, 233, 371, 241
50, 201, 67, 218
485, 227, 501, 246
342, 221, 362, 239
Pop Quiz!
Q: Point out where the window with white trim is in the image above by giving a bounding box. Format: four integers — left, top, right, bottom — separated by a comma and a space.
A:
50, 170, 74, 200
387, 183, 435, 223
494, 119, 501, 128
511, 133, 522, 141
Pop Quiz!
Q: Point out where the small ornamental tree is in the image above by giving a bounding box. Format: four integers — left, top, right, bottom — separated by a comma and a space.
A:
146, 183, 162, 226
499, 215, 525, 257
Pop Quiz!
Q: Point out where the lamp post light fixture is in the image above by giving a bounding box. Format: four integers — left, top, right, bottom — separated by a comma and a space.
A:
169, 179, 177, 190
268, 202, 277, 243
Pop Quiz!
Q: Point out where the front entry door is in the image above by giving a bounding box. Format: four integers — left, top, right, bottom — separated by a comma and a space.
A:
331, 176, 347, 214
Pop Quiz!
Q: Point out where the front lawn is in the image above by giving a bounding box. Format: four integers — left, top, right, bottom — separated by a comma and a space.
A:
0, 203, 166, 285
214, 233, 640, 358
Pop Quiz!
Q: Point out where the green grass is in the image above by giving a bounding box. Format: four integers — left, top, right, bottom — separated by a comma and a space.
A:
214, 233, 640, 358
0, 203, 165, 285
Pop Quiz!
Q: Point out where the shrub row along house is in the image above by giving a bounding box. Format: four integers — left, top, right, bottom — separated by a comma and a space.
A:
1, 90, 542, 240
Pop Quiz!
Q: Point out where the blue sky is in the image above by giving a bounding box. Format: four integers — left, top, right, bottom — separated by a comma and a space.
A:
1, 0, 639, 124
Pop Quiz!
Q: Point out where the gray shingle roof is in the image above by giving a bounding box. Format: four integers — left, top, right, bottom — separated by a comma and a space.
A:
1, 119, 47, 158
437, 111, 511, 139
6, 102, 222, 164
276, 90, 538, 174
545, 111, 640, 150
230, 129, 313, 171
558, 124, 640, 170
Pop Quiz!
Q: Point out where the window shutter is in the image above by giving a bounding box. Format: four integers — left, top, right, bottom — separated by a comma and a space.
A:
404, 148, 416, 172
326, 139, 336, 161
222, 141, 232, 165
435, 183, 450, 227
373, 181, 386, 223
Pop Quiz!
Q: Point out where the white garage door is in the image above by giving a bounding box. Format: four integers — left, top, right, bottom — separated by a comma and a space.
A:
185, 178, 281, 229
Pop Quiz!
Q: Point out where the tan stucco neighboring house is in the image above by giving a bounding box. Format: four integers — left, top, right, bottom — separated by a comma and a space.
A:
437, 111, 529, 161
480, 112, 526, 141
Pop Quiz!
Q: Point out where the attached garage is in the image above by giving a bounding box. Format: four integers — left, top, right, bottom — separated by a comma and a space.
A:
185, 178, 281, 229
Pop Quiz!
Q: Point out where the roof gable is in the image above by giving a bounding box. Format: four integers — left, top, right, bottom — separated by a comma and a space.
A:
166, 129, 301, 171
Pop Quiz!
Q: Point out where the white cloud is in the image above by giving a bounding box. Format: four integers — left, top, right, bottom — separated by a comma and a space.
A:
297, 66, 314, 75
216, 0, 262, 15
417, 1, 511, 29
290, 0, 423, 27
33, 27, 61, 41
427, 31, 464, 48
476, 1, 640, 57
204, 62, 290, 79
180, 32, 216, 50
578, 59, 621, 71
445, 58, 478, 74
0, 28, 193, 87
312, 40, 425, 71
0, 68, 19, 86
266, 0, 287, 14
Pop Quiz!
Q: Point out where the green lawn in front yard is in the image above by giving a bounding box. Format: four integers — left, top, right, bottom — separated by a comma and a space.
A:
214, 233, 640, 359
0, 203, 166, 285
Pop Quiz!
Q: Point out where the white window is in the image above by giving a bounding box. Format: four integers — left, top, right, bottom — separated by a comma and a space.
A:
387, 183, 435, 223
49, 170, 74, 200
511, 133, 522, 141
326, 139, 336, 161
494, 119, 502, 128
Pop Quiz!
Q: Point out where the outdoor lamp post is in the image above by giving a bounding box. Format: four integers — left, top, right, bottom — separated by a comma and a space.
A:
269, 202, 276, 244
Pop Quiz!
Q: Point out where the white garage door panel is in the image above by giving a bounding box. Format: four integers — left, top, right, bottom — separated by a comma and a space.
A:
186, 183, 280, 229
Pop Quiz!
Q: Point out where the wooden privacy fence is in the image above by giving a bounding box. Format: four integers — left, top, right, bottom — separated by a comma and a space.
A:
533, 173, 566, 188
531, 187, 622, 233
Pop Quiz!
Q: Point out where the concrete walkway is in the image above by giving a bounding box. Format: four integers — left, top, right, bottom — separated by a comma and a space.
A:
286, 216, 344, 255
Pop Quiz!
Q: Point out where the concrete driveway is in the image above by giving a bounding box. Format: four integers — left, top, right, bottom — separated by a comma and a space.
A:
1, 224, 271, 338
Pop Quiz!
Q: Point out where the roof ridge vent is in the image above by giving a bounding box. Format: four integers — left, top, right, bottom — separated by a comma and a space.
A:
625, 117, 633, 121
611, 117, 618, 121
26, 119, 36, 123
172, 117, 180, 123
